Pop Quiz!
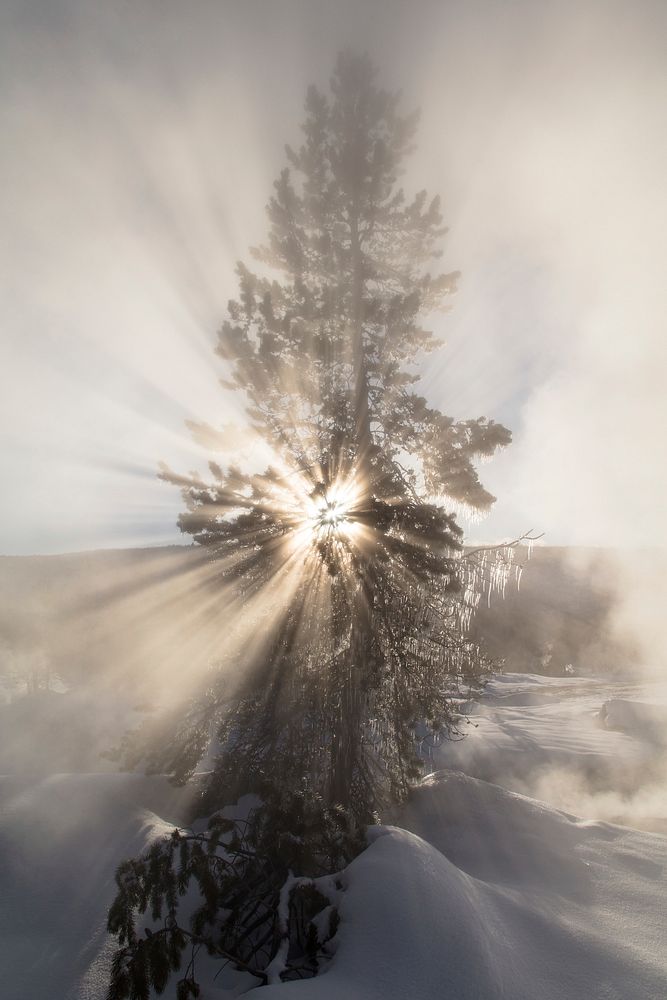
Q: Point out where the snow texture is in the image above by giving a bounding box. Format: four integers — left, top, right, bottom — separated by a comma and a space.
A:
1, 674, 666, 999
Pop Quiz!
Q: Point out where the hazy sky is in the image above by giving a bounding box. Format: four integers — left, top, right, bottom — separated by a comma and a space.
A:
1, 0, 666, 554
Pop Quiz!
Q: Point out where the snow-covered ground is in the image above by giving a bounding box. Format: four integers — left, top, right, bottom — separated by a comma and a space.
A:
1, 673, 666, 999
432, 672, 667, 832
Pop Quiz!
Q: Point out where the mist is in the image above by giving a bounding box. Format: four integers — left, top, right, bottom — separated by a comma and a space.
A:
1, 0, 664, 540
2, 6, 667, 999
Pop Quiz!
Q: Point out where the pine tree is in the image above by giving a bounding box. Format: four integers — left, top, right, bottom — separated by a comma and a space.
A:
158, 50, 510, 812
107, 52, 515, 995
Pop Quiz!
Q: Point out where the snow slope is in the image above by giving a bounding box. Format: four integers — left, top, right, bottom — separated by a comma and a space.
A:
1, 675, 666, 999
0, 774, 194, 1000
259, 772, 667, 1000
431, 673, 667, 831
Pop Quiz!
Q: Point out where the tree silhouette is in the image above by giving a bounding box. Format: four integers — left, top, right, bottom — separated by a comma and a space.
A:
107, 52, 514, 995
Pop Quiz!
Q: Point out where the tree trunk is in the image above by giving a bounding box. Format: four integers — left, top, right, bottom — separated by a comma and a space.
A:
328, 196, 374, 812
350, 202, 373, 498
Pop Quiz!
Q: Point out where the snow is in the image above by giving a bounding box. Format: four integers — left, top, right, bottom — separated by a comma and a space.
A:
1, 674, 666, 999
431, 673, 667, 830
0, 773, 194, 1000
259, 778, 667, 1000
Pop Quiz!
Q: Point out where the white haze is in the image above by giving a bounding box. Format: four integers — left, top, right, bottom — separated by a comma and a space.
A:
1, 1, 665, 669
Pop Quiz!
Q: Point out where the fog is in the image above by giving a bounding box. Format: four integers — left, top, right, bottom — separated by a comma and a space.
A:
1, 12, 667, 997
1, 2, 666, 667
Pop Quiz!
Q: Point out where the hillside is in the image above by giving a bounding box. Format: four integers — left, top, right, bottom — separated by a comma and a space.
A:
0, 544, 637, 695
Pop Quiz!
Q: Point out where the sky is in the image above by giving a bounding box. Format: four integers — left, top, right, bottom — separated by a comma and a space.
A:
1, 0, 666, 555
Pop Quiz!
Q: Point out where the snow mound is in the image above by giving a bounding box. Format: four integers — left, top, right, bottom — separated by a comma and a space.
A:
2, 675, 666, 999
0, 773, 193, 1000
258, 772, 667, 1000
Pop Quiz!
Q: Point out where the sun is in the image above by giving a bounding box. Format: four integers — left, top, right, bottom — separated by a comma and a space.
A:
278, 472, 365, 561
316, 497, 348, 530
305, 477, 362, 542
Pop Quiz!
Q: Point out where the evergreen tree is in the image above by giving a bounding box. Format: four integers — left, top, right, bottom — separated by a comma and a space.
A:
107, 52, 515, 996
156, 50, 510, 814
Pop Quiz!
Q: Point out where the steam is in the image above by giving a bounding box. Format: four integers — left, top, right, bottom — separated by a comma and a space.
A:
1, 1, 665, 674
520, 757, 667, 833
505, 685, 667, 830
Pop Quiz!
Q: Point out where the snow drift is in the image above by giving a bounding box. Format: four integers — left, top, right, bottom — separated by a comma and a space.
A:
1, 675, 666, 999
0, 773, 194, 1000
258, 771, 667, 1000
